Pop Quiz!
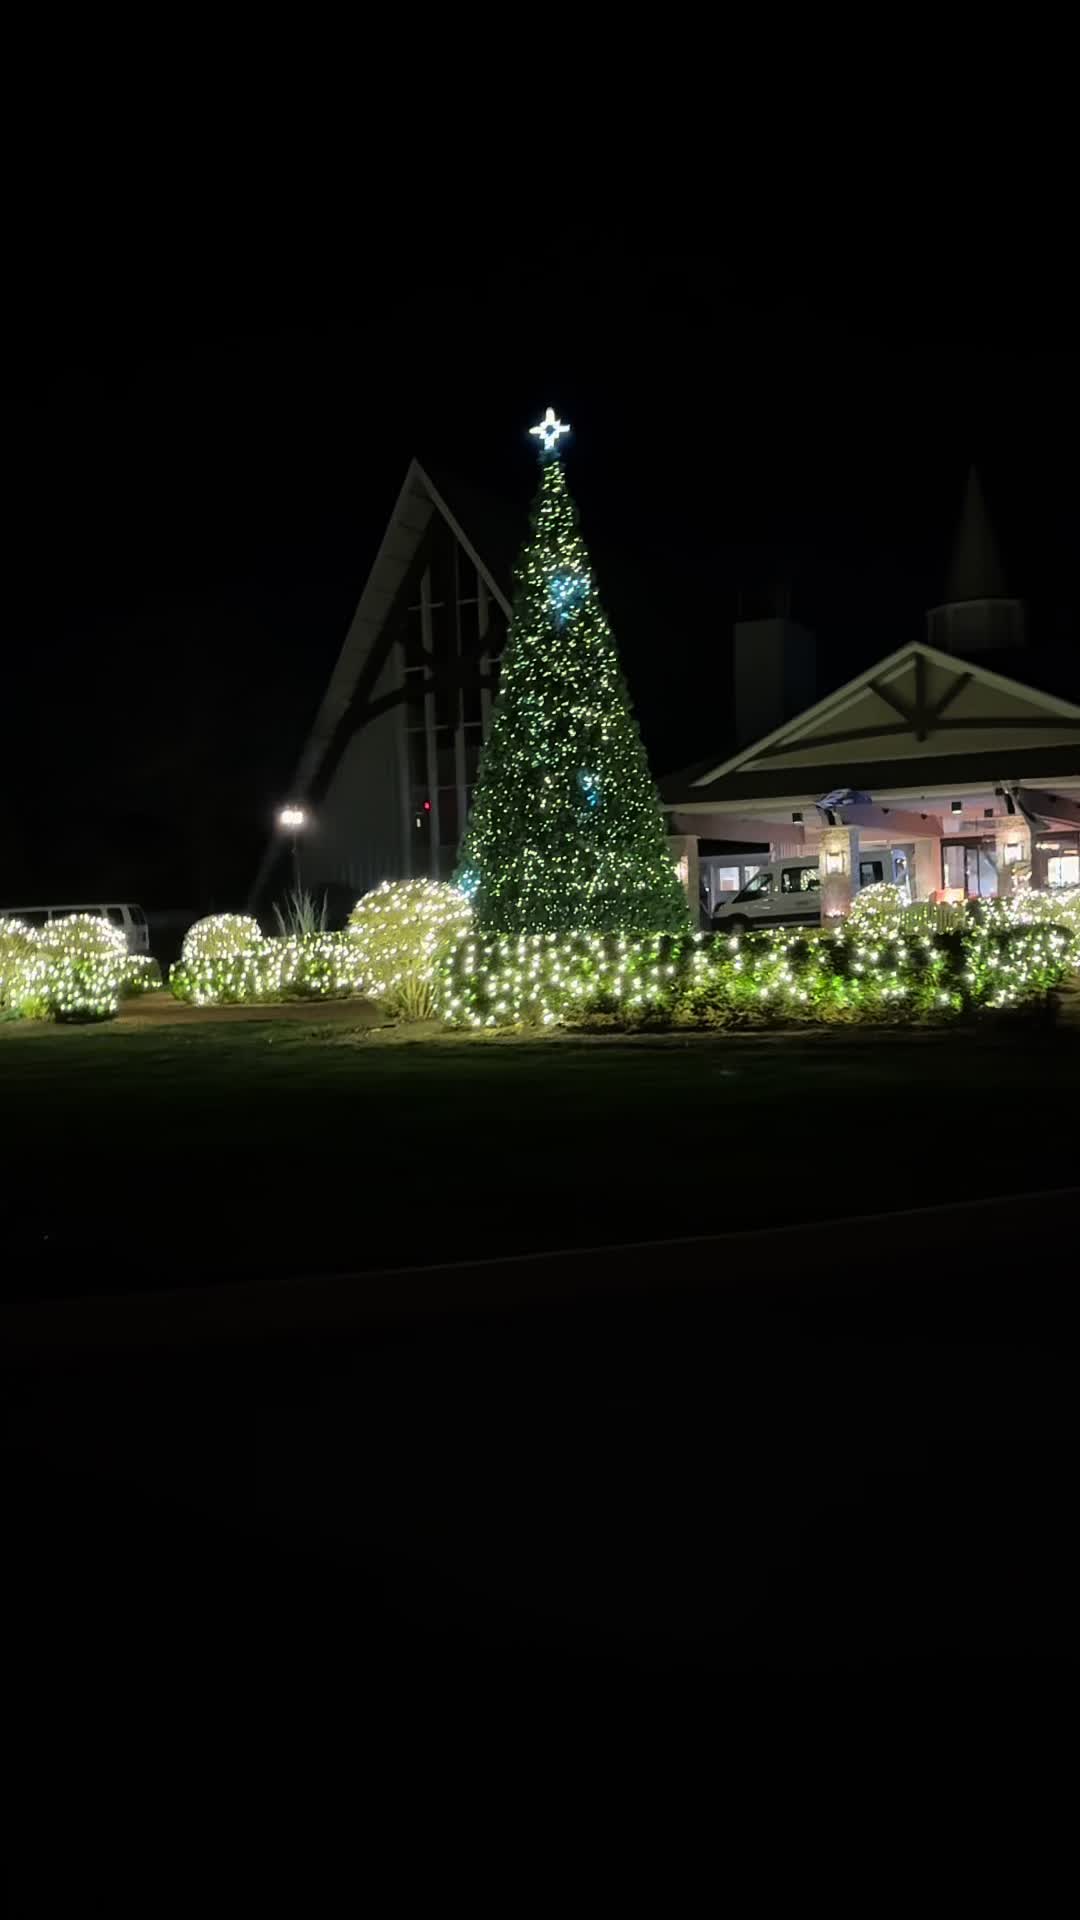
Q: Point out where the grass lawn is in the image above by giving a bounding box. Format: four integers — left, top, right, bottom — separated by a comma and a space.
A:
3, 1005, 1078, 1301
5, 1008, 1078, 1734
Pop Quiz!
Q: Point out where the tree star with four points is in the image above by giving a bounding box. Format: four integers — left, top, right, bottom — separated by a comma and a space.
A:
529, 407, 570, 455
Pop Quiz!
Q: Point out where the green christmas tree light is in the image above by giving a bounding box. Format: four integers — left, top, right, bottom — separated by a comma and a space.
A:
455, 411, 690, 935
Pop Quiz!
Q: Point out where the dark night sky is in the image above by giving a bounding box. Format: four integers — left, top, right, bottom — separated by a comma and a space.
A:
19, 230, 1079, 910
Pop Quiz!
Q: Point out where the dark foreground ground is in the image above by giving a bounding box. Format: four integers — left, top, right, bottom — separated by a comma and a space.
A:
2, 1004, 1079, 1296
3, 1015, 1078, 1858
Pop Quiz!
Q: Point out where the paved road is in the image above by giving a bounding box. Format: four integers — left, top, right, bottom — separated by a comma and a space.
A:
5, 1179, 1077, 1753
4, 1184, 1076, 1355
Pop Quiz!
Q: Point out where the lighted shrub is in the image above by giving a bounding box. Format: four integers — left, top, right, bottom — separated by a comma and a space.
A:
2, 913, 136, 1021
170, 930, 368, 1006
847, 882, 907, 941
1005, 883, 1080, 941
121, 954, 163, 995
171, 914, 267, 1004
0, 919, 44, 1015
273, 934, 367, 1002
347, 881, 472, 1018
439, 920, 1074, 1032
36, 913, 129, 1021
181, 914, 263, 969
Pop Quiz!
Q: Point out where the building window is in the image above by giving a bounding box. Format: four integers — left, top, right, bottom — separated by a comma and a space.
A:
438, 787, 459, 845
397, 530, 509, 877
1048, 853, 1080, 888
405, 605, 426, 667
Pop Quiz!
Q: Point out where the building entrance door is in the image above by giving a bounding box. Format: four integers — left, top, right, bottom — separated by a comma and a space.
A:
942, 841, 998, 899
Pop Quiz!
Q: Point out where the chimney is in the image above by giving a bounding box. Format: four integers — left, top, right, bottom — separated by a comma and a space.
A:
733, 584, 816, 745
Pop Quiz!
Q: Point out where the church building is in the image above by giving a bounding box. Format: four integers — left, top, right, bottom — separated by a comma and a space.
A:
253, 462, 519, 906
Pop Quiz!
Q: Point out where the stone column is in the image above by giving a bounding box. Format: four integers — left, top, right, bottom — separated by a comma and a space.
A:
819, 824, 860, 921
911, 837, 940, 904
994, 817, 1031, 899
668, 833, 701, 921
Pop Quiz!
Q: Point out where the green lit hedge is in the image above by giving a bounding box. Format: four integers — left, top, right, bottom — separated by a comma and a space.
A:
437, 917, 1077, 1031
163, 888, 1080, 1030
169, 929, 369, 1006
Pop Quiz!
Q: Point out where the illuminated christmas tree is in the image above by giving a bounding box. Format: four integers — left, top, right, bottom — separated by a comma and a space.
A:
456, 410, 689, 935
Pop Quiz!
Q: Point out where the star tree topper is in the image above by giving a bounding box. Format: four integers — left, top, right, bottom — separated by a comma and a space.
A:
529, 406, 571, 457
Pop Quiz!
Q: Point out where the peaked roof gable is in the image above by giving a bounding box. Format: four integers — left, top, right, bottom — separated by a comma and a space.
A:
689, 642, 1080, 790
290, 460, 513, 799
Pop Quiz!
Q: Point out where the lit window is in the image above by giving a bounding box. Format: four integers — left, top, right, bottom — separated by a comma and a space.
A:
1048, 854, 1080, 887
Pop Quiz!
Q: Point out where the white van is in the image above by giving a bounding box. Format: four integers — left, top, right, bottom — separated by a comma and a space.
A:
710, 859, 823, 933
0, 904, 150, 954
710, 850, 911, 933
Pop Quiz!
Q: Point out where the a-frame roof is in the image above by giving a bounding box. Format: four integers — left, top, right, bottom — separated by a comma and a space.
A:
664, 641, 1080, 808
290, 459, 514, 801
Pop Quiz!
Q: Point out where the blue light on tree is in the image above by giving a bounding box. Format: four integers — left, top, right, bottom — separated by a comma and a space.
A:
577, 770, 601, 809
549, 572, 588, 624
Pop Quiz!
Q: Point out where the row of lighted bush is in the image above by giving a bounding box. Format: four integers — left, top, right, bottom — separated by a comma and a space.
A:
169, 925, 369, 1007
0, 916, 162, 1022
168, 883, 473, 1017
993, 883, 1080, 940
437, 916, 1077, 1030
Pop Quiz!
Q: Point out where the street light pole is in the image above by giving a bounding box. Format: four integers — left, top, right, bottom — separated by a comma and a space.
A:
277, 805, 308, 895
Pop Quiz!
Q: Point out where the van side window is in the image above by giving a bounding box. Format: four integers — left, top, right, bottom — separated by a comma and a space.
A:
130, 906, 146, 925
106, 908, 125, 926
781, 868, 820, 893
739, 872, 772, 899
859, 860, 885, 886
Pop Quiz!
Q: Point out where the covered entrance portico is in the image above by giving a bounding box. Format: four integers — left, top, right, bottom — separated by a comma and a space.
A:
663, 642, 1080, 920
